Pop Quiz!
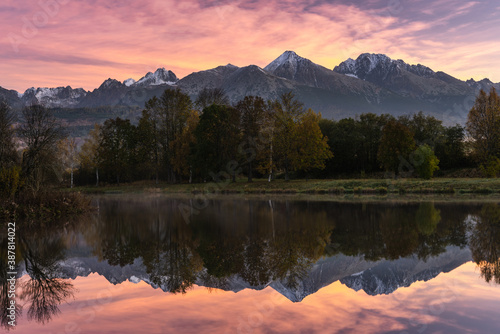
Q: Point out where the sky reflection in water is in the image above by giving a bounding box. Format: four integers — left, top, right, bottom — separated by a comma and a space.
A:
2, 195, 500, 333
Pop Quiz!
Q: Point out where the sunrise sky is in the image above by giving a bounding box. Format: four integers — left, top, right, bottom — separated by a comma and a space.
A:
1, 0, 499, 93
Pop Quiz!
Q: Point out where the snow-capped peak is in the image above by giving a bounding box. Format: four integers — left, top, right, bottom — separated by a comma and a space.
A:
123, 78, 136, 87
334, 53, 435, 79
135, 68, 178, 86
264, 50, 310, 73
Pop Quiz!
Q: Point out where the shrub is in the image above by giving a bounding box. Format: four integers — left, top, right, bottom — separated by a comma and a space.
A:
480, 156, 500, 178
0, 166, 22, 199
412, 144, 440, 180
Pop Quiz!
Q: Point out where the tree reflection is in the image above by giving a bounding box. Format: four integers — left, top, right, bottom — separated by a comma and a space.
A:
20, 233, 75, 324
1, 196, 489, 327
0, 259, 22, 331
469, 204, 500, 284
328, 202, 468, 262
0, 220, 76, 328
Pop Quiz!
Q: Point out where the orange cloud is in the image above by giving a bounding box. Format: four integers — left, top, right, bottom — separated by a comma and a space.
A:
11, 262, 500, 333
0, 0, 499, 92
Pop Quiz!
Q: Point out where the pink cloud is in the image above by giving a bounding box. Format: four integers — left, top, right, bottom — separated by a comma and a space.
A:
0, 0, 499, 92
11, 262, 500, 333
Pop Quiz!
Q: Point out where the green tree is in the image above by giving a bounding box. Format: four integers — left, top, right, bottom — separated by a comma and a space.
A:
79, 124, 102, 186
466, 88, 500, 164
236, 96, 269, 182
97, 118, 137, 184
435, 124, 467, 170
192, 104, 241, 181
377, 120, 416, 176
136, 97, 162, 183
157, 88, 193, 183
399, 111, 444, 147
358, 113, 394, 173
413, 144, 440, 179
170, 109, 199, 182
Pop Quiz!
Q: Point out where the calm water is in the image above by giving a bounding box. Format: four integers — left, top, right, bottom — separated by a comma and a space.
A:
2, 195, 500, 333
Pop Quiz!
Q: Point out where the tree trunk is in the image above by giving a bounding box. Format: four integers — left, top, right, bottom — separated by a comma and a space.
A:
248, 161, 253, 182
70, 169, 74, 188
96, 168, 99, 187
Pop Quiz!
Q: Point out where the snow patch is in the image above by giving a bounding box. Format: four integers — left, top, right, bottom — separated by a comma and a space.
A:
123, 78, 136, 87
135, 68, 178, 86
129, 275, 141, 284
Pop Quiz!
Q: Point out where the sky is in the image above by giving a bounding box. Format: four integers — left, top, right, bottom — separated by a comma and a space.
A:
1, 0, 499, 93
12, 263, 500, 333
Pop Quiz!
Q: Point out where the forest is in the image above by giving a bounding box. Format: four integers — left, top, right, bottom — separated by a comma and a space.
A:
1, 87, 500, 195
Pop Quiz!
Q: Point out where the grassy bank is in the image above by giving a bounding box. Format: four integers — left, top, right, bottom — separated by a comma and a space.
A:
0, 190, 92, 225
72, 178, 500, 196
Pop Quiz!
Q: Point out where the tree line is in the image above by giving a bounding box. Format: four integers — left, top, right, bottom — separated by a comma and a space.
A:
1, 87, 500, 193
77, 89, 332, 185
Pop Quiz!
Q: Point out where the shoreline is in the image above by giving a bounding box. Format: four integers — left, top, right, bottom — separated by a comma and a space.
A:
71, 178, 500, 196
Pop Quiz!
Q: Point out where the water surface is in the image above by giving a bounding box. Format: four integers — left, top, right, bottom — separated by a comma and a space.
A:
2, 195, 500, 333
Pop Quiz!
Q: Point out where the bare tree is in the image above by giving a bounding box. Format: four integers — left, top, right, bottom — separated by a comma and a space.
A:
195, 87, 230, 111
18, 104, 66, 193
0, 101, 18, 169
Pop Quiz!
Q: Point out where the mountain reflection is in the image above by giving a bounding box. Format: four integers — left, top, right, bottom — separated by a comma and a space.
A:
2, 196, 500, 327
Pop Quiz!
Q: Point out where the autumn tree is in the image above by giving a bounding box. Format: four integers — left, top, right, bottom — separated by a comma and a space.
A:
195, 88, 230, 111
292, 109, 332, 177
79, 124, 102, 186
18, 104, 66, 192
236, 96, 269, 182
467, 88, 500, 164
57, 138, 78, 188
271, 92, 305, 181
377, 119, 416, 176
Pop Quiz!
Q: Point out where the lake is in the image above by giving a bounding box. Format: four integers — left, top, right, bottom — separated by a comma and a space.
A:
2, 194, 500, 333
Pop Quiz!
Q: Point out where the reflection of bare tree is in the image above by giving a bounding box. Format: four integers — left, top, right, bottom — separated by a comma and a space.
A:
469, 204, 500, 284
0, 270, 22, 331
19, 235, 75, 324
21, 278, 73, 324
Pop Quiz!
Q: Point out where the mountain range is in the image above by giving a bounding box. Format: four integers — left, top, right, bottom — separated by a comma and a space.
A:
17, 244, 472, 303
2, 51, 499, 124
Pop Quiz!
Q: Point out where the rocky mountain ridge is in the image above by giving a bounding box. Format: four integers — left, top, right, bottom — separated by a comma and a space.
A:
2, 51, 499, 123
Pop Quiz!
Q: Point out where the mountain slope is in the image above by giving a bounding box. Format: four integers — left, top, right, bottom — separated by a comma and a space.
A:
2, 51, 499, 125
